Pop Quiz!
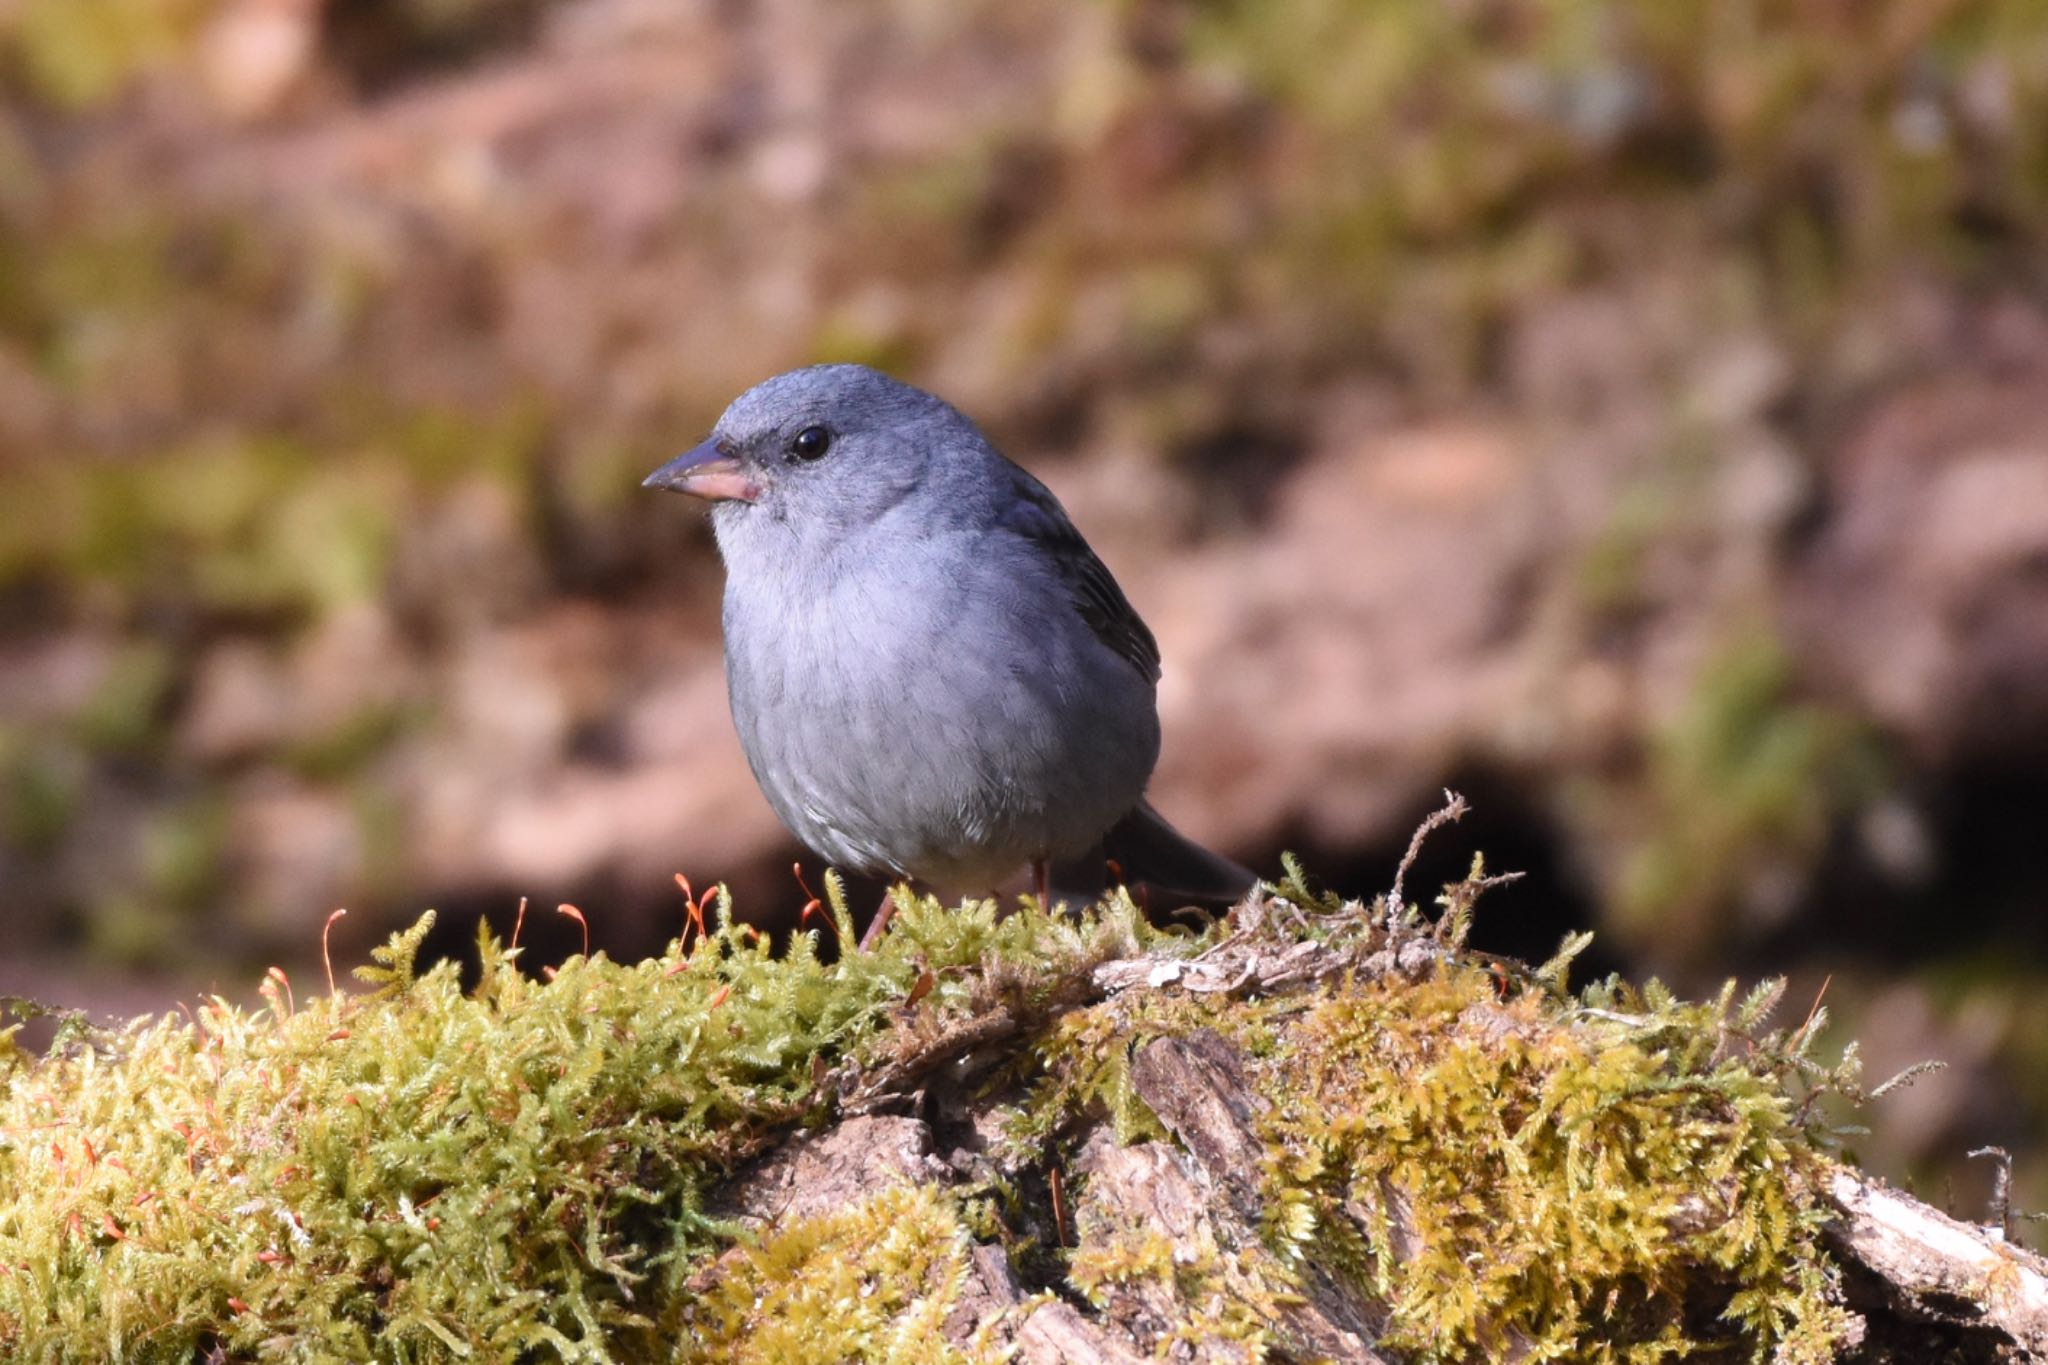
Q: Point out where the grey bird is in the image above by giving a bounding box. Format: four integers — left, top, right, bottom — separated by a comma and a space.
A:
645, 364, 1252, 944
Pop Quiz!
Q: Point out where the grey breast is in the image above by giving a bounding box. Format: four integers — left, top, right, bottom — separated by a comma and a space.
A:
721, 525, 1159, 888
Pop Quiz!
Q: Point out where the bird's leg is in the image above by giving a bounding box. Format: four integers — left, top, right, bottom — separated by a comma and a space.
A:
859, 887, 900, 952
1103, 856, 1152, 915
1032, 858, 1052, 914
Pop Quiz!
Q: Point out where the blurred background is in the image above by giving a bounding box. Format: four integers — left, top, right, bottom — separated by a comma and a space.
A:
2, 0, 2046, 1226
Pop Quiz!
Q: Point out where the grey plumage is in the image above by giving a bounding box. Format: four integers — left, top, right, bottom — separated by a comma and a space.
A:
646, 363, 1250, 904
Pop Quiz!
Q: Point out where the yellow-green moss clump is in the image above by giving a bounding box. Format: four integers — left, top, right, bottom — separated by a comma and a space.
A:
0, 873, 1879, 1362
1263, 971, 1859, 1360
0, 890, 1151, 1361
1010, 864, 1885, 1363
690, 1183, 982, 1365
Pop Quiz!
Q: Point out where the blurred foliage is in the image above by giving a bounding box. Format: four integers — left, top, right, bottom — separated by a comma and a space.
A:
0, 413, 546, 618
0, 728, 83, 854
3, 0, 206, 109
835, 0, 2048, 409
2, 439, 393, 618
73, 641, 178, 755
1611, 630, 1882, 960
1197, 0, 2048, 246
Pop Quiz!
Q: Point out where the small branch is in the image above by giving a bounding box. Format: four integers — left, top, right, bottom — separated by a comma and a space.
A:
1047, 1164, 1068, 1249
1390, 789, 1468, 913
1826, 1167, 2048, 1354
1968, 1147, 2014, 1243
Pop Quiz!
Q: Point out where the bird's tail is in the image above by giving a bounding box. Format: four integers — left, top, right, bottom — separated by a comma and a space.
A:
1053, 800, 1256, 911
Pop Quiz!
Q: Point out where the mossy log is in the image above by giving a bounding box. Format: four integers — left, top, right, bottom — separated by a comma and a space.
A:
1, 802, 2043, 1362
704, 889, 2047, 1364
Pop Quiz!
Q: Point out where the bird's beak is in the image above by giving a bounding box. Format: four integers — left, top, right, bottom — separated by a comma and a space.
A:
643, 440, 760, 503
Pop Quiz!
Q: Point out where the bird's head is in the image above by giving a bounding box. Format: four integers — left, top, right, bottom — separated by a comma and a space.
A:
644, 364, 985, 541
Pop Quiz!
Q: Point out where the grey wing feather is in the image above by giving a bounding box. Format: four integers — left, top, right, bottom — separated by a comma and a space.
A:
1004, 476, 1162, 684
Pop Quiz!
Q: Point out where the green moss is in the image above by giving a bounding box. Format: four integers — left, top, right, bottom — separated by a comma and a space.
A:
0, 887, 1154, 1361
1066, 1203, 1280, 1357
1257, 964, 1857, 1361
1009, 876, 1871, 1363
0, 861, 1893, 1361
682, 1183, 979, 1364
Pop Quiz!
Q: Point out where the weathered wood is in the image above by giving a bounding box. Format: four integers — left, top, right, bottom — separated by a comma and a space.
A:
1091, 890, 1446, 1002
1126, 1032, 1392, 1361
1072, 1124, 1391, 1363
1013, 1300, 1152, 1365
714, 1114, 946, 1225
1127, 1032, 1268, 1220
1825, 1168, 2048, 1357
954, 1240, 1154, 1364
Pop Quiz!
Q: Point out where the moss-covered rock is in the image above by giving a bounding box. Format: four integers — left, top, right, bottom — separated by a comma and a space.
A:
0, 855, 2026, 1361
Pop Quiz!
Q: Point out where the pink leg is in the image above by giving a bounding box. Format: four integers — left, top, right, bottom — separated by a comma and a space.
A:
859, 888, 900, 952
1032, 858, 1052, 913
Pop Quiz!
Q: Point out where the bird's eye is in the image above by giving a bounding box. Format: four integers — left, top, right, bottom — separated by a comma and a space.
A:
789, 425, 832, 461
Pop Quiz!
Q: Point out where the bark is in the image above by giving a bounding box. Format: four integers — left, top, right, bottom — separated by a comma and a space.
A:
1824, 1169, 2048, 1356
707, 925, 2048, 1364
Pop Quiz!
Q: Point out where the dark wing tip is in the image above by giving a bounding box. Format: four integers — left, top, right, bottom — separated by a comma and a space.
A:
1007, 476, 1161, 683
